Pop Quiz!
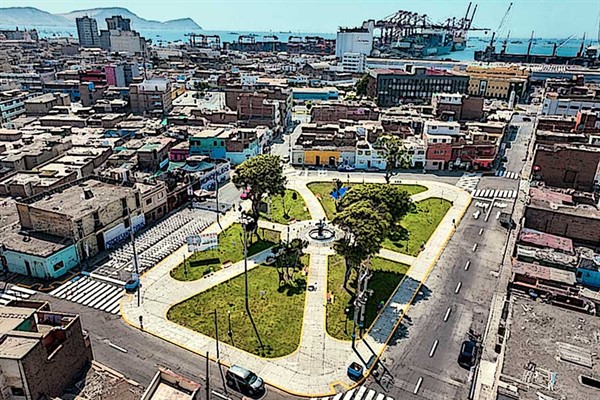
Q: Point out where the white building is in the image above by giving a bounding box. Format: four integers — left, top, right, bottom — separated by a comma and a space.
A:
541, 97, 600, 116
423, 120, 461, 136
404, 137, 426, 168
355, 141, 386, 170
341, 53, 366, 73
335, 21, 374, 59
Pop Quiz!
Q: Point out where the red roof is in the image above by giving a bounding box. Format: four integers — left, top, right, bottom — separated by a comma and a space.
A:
519, 228, 574, 254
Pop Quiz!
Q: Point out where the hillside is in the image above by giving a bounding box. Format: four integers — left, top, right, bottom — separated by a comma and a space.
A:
60, 7, 201, 30
0, 6, 201, 30
0, 7, 71, 27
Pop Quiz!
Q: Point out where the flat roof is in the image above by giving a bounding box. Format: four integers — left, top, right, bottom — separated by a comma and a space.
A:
1, 223, 73, 257
519, 228, 574, 254
512, 260, 577, 285
501, 296, 600, 400
24, 179, 137, 218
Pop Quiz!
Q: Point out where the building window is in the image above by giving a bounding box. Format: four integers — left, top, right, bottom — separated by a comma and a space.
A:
145, 198, 153, 206
10, 388, 25, 396
564, 170, 577, 184
53, 261, 64, 272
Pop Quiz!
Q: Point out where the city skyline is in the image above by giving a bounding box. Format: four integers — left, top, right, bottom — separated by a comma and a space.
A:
1, 0, 599, 38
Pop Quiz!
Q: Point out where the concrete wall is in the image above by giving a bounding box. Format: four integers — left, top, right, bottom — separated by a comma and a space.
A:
21, 315, 92, 399
524, 207, 600, 246
3, 244, 79, 279
533, 146, 600, 191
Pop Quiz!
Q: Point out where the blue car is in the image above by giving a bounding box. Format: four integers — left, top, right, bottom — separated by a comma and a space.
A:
124, 277, 140, 293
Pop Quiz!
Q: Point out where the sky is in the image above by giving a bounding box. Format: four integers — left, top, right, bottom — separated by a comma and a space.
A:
2, 0, 600, 38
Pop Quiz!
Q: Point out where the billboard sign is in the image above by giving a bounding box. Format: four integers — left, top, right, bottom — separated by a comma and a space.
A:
187, 233, 218, 252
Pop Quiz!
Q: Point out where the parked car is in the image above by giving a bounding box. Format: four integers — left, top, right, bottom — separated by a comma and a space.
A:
458, 340, 477, 369
226, 365, 265, 395
522, 117, 532, 122
338, 165, 355, 172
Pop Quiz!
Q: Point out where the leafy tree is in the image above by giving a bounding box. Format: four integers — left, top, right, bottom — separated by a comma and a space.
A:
233, 155, 286, 230
376, 135, 411, 184
355, 74, 369, 97
333, 202, 390, 289
338, 183, 414, 240
272, 238, 308, 287
333, 184, 414, 288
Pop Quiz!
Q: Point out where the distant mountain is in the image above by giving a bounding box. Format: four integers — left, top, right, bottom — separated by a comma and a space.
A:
0, 7, 71, 27
60, 7, 201, 30
0, 6, 201, 30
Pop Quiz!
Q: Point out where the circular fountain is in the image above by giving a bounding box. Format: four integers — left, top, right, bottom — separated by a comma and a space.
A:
308, 219, 336, 243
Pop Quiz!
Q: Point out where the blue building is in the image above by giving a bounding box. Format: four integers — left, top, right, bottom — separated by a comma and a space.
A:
577, 253, 600, 288
292, 87, 339, 102
1, 229, 79, 280
189, 127, 227, 159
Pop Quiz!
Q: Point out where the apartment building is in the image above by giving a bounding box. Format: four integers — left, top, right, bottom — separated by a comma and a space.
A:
15, 177, 144, 262
130, 79, 173, 116
0, 302, 93, 399
367, 65, 469, 106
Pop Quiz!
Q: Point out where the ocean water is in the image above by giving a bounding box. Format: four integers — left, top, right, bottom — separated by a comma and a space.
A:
2, 25, 588, 62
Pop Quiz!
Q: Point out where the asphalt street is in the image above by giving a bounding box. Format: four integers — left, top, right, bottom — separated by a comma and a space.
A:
365, 202, 510, 400
361, 114, 536, 400
30, 293, 291, 400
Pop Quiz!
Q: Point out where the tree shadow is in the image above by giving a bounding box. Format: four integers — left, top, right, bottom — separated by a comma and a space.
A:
276, 277, 307, 296
367, 278, 432, 345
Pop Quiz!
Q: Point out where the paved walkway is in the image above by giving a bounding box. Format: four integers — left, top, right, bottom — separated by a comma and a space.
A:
377, 249, 417, 265
121, 176, 471, 396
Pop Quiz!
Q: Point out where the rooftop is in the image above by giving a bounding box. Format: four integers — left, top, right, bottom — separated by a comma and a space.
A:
519, 228, 574, 254
528, 187, 600, 219
21, 178, 137, 217
500, 296, 600, 400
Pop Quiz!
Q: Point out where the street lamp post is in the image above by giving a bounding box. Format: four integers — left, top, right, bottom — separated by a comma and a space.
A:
239, 213, 264, 352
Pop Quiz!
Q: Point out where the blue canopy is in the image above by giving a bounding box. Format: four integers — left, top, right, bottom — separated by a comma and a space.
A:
331, 187, 349, 200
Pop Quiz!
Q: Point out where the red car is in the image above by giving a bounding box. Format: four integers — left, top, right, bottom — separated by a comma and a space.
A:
240, 188, 251, 200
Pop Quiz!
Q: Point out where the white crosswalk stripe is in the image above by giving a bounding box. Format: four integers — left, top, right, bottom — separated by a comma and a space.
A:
474, 189, 517, 199
50, 276, 123, 314
455, 173, 481, 193
0, 285, 35, 306
313, 387, 393, 400
496, 170, 519, 180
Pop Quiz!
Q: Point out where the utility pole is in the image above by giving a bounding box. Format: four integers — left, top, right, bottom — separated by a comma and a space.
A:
213, 309, 220, 359
215, 174, 222, 230
127, 208, 141, 307
205, 351, 210, 400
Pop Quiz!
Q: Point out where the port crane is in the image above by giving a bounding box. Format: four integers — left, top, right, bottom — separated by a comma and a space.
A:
373, 2, 488, 50
185, 33, 221, 49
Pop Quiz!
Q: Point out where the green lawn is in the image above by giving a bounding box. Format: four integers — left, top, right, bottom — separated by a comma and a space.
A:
260, 189, 311, 224
307, 182, 427, 220
383, 198, 452, 257
167, 258, 309, 358
170, 224, 281, 281
326, 254, 409, 341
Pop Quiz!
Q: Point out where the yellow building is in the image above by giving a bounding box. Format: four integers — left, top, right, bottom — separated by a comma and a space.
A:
304, 149, 341, 166
463, 65, 529, 100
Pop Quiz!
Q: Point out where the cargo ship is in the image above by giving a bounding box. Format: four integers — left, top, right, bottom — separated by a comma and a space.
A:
474, 34, 600, 67
372, 2, 487, 58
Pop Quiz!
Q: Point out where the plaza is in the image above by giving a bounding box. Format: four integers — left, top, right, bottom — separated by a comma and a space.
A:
120, 172, 471, 396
